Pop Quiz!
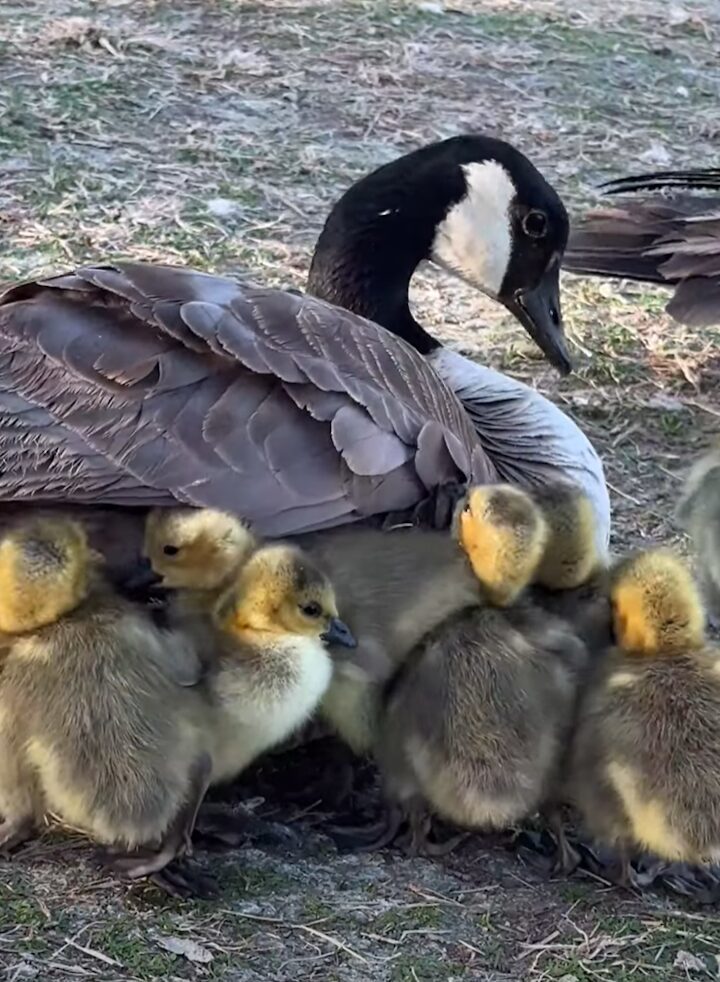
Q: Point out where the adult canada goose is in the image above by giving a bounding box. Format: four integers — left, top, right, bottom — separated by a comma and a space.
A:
0, 135, 609, 551
308, 135, 609, 549
564, 168, 720, 327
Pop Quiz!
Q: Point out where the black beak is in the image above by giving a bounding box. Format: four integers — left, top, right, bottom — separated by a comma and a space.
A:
502, 264, 573, 376
322, 617, 357, 649
119, 556, 164, 592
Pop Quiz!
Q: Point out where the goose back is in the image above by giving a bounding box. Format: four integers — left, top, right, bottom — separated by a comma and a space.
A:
0, 263, 493, 536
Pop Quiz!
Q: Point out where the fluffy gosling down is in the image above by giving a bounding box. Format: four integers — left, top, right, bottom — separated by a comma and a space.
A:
144, 505, 357, 793
454, 483, 549, 604
568, 548, 720, 886
0, 518, 212, 898
676, 445, 720, 624
301, 517, 490, 759
144, 506, 257, 605
205, 542, 356, 792
143, 509, 355, 771
528, 482, 612, 654
367, 484, 588, 855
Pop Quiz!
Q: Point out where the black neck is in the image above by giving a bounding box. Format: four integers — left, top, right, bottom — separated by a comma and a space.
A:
306, 144, 471, 355
307, 241, 438, 354
307, 208, 440, 355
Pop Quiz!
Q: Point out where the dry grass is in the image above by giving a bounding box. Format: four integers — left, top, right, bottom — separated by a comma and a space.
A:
1, 0, 720, 979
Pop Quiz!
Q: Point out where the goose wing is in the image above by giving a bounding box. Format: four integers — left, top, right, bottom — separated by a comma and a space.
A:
564, 169, 720, 327
0, 262, 492, 535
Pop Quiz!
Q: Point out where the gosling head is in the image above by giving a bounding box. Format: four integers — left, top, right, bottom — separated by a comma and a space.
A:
144, 508, 256, 591
532, 482, 602, 590
0, 519, 93, 633
309, 134, 571, 373
215, 544, 356, 649
455, 483, 549, 607
610, 549, 705, 657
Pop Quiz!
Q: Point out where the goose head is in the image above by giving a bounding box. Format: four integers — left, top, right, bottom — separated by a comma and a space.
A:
308, 134, 572, 374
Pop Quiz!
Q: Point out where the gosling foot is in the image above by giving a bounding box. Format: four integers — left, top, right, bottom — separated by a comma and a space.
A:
652, 860, 720, 905
586, 846, 642, 893
146, 861, 218, 900
328, 805, 407, 853
551, 837, 582, 878
99, 840, 182, 880
0, 816, 35, 858
193, 804, 301, 851
396, 810, 469, 857
97, 847, 216, 899
330, 805, 467, 857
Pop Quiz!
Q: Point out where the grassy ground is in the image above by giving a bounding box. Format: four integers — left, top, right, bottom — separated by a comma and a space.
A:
1, 0, 720, 978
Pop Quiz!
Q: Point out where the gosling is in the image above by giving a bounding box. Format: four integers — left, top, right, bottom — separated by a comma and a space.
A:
0, 518, 211, 897
568, 548, 720, 887
369, 485, 588, 855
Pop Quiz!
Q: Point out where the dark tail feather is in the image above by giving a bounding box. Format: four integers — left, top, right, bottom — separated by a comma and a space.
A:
600, 169, 720, 195
564, 208, 669, 282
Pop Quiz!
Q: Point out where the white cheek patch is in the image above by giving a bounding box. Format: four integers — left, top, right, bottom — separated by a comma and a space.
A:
430, 160, 515, 297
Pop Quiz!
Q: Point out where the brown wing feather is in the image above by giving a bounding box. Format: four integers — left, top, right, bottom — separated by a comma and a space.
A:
0, 262, 493, 534
564, 182, 720, 327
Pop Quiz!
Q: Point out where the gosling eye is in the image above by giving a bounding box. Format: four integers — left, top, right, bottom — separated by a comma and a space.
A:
163, 545, 180, 557
522, 209, 548, 239
301, 601, 322, 618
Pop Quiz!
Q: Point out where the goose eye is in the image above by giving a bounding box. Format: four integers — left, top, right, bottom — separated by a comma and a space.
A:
522, 210, 548, 239
163, 545, 180, 557
301, 602, 322, 618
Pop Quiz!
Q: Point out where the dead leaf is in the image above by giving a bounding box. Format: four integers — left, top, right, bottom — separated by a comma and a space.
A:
207, 197, 239, 218
646, 392, 686, 411
157, 936, 214, 965
218, 48, 272, 76
673, 949, 706, 973
639, 141, 671, 167
7, 963, 39, 982
669, 6, 691, 26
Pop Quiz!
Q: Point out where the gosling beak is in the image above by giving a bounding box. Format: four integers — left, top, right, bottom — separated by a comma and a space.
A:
322, 617, 357, 649
502, 264, 573, 376
120, 556, 164, 592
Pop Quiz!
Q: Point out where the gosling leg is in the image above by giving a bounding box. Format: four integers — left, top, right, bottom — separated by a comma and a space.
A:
99, 752, 213, 896
544, 806, 581, 876
608, 845, 643, 892
0, 816, 35, 857
398, 807, 469, 857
